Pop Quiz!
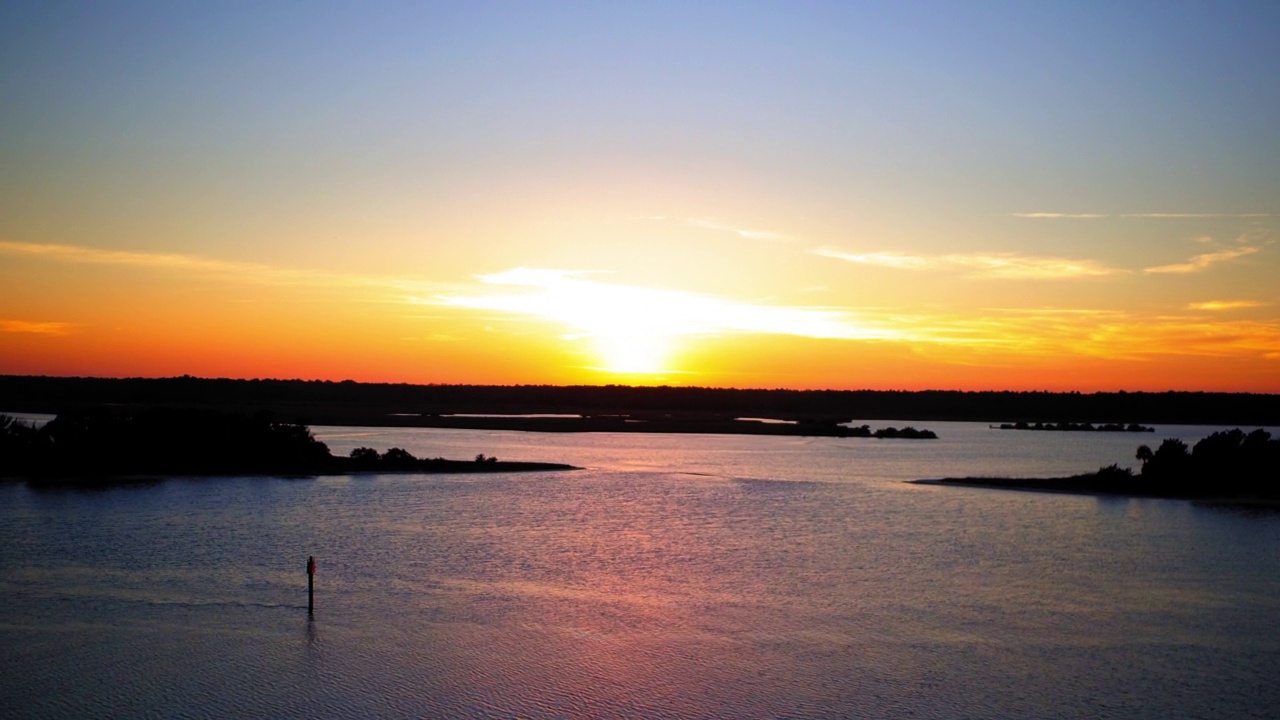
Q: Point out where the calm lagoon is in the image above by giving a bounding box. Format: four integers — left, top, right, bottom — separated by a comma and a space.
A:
2, 421, 1279, 718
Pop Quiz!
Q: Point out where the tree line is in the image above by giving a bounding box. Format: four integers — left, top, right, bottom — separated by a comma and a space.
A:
1130, 429, 1280, 496
0, 407, 331, 477
4, 375, 1279, 425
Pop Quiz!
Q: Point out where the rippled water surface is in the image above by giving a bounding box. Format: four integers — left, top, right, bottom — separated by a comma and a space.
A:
3, 423, 1279, 718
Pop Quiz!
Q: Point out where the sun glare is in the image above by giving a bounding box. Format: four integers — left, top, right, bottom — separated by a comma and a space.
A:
593, 334, 673, 374
439, 269, 697, 376
433, 267, 907, 379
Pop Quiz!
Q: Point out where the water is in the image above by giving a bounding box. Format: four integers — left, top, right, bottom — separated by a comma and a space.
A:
2, 422, 1279, 718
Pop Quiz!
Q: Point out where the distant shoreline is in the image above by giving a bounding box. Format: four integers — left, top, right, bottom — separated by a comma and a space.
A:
3, 375, 1278, 427
361, 415, 938, 438
6, 459, 581, 487
989, 421, 1154, 433
912, 476, 1280, 507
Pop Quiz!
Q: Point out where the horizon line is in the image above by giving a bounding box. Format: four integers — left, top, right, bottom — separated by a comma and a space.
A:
1, 372, 1276, 396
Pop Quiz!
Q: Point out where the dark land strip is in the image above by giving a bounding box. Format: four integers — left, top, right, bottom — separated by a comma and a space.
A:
0, 408, 576, 485
4, 375, 1279, 427
915, 428, 1280, 505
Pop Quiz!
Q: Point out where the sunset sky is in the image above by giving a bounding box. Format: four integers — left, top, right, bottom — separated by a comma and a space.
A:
3, 2, 1278, 391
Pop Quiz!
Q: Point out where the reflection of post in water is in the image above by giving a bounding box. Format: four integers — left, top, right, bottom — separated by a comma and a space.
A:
306, 607, 319, 638
306, 555, 316, 614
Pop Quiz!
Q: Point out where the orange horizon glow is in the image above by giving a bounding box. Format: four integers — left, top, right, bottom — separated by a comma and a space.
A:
2, 239, 1278, 394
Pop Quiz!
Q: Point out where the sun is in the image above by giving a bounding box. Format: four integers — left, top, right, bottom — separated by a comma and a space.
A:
438, 267, 901, 381
594, 334, 672, 375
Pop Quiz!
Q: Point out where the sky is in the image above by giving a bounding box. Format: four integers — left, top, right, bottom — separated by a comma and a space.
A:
2, 1, 1279, 392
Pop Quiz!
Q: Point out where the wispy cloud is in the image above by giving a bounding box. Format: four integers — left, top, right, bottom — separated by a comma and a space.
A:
687, 218, 789, 241
1088, 316, 1280, 360
0, 240, 443, 296
1123, 213, 1274, 218
0, 319, 77, 335
636, 216, 788, 241
433, 268, 903, 342
1013, 212, 1109, 219
1143, 245, 1262, 274
860, 307, 1280, 362
0, 240, 285, 277
812, 247, 1119, 279
1187, 300, 1266, 311
810, 248, 934, 270
1013, 212, 1274, 219
948, 255, 1119, 279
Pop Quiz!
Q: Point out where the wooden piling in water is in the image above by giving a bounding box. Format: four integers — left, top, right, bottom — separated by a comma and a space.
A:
306, 555, 316, 614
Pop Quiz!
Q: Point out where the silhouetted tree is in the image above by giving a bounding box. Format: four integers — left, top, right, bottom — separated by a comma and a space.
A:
381, 447, 417, 469
1136, 444, 1153, 465
1139, 438, 1192, 489
350, 447, 380, 469
1129, 433, 1280, 496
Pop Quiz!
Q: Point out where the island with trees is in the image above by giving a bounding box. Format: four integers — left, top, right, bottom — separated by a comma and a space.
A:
918, 428, 1280, 503
0, 408, 577, 483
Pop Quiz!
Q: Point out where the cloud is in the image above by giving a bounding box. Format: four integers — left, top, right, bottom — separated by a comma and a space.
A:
1098, 316, 1280, 360
812, 247, 1119, 279
409, 268, 1280, 367
1187, 300, 1266, 311
1122, 213, 1273, 218
1013, 213, 1109, 219
0, 240, 281, 276
1143, 245, 1261, 274
0, 240, 443, 296
810, 248, 935, 270
431, 269, 1280, 362
1013, 212, 1274, 219
687, 218, 789, 241
433, 268, 903, 342
861, 307, 1280, 362
947, 255, 1118, 279
0, 319, 77, 335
